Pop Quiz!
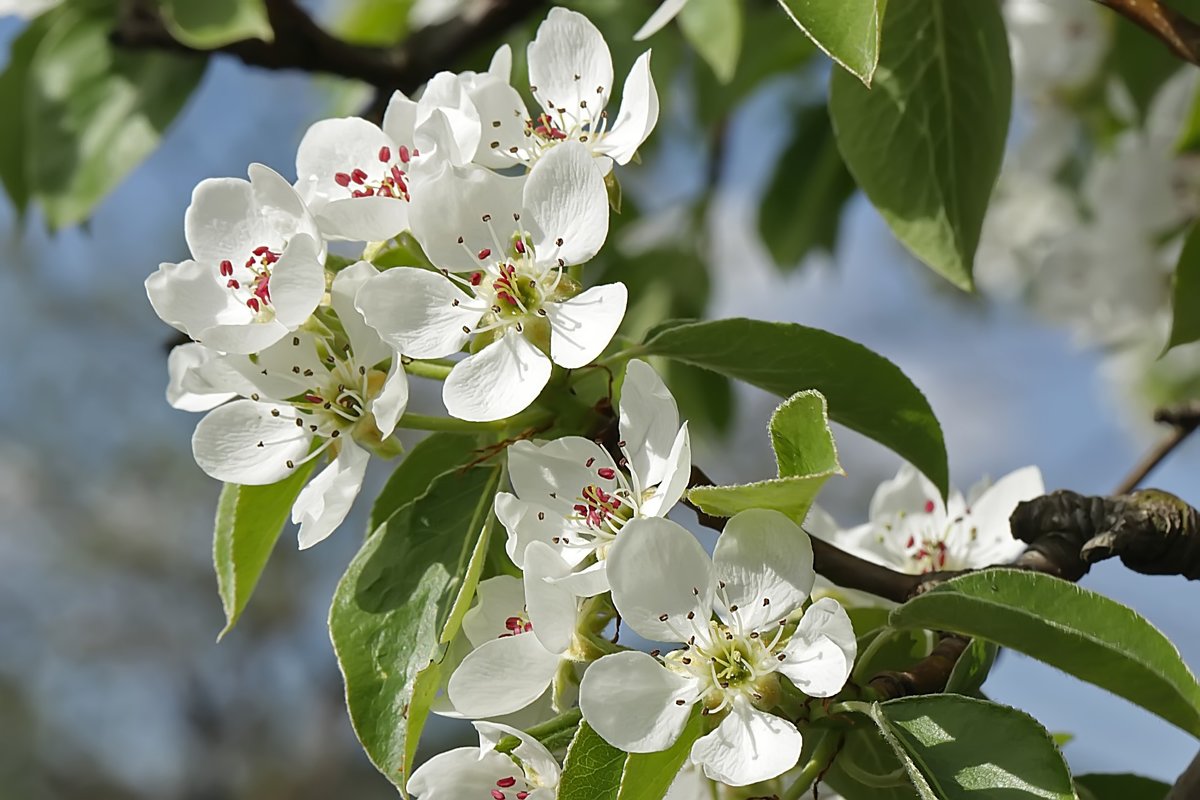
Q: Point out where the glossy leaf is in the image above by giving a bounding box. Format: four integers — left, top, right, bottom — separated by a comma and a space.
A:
689, 390, 842, 521
945, 638, 999, 697
638, 317, 949, 497
367, 431, 482, 533
329, 464, 501, 793
678, 0, 742, 83
1074, 773, 1170, 800
213, 461, 316, 639
160, 0, 272, 48
1164, 222, 1200, 353
865, 695, 1074, 800
558, 722, 626, 800
890, 569, 1200, 737
775, 0, 882, 85
829, 0, 1012, 290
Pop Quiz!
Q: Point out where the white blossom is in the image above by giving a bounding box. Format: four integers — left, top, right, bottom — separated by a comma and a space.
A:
357, 141, 625, 422
1004, 0, 1108, 97
634, 0, 689, 41
495, 358, 690, 596
408, 721, 560, 800
579, 512, 855, 787
166, 342, 256, 413
146, 164, 327, 355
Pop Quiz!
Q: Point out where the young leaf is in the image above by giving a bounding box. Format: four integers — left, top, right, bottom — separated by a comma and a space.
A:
213, 461, 316, 639
558, 722, 626, 800
1074, 773, 1170, 800
864, 695, 1075, 800
638, 318, 949, 498
890, 569, 1200, 737
26, 5, 205, 229
618, 709, 703, 800
688, 390, 842, 521
160, 0, 273, 48
775, 0, 883, 85
329, 464, 501, 794
367, 431, 483, 533
944, 638, 998, 697
677, 0, 742, 83
1163, 223, 1200, 354
829, 0, 1012, 291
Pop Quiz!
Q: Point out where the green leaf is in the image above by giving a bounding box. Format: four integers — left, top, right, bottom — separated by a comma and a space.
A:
678, 0, 742, 83
638, 317, 949, 498
866, 695, 1075, 800
329, 464, 501, 793
1074, 773, 1170, 800
617, 709, 703, 800
890, 569, 1200, 737
0, 9, 59, 214
1164, 222, 1200, 353
944, 638, 998, 697
558, 722, 626, 800
759, 103, 857, 270
823, 719, 918, 800
26, 5, 205, 228
368, 432, 482, 533
688, 390, 841, 521
828, 0, 1012, 290
159, 0, 272, 48
854, 627, 933, 681
334, 0, 414, 45
1177, 80, 1200, 153
213, 461, 316, 639
775, 0, 883, 85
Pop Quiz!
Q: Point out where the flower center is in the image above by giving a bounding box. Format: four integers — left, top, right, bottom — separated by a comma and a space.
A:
498, 612, 534, 638
489, 774, 531, 800
220, 244, 279, 316
523, 83, 612, 160
333, 144, 413, 201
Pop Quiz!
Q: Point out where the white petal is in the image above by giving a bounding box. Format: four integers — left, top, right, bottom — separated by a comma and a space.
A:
474, 721, 561, 785
714, 509, 815, 631
448, 634, 560, 718
293, 441, 369, 549
494, 492, 580, 569
778, 597, 856, 698
316, 195, 409, 243
550, 561, 610, 597
634, 0, 690, 40
598, 51, 660, 165
443, 333, 552, 422
619, 359, 680, 490
232, 331, 327, 400
247, 163, 321, 245
468, 76, 534, 169
330, 261, 390, 368
507, 437, 615, 518
462, 575, 527, 647
527, 7, 614, 121
371, 356, 409, 438
488, 44, 513, 82
166, 343, 252, 412
638, 423, 691, 518
579, 651, 698, 752
381, 90, 416, 147
356, 267, 479, 359
145, 259, 240, 341
690, 698, 802, 786
523, 541, 578, 654
198, 318, 291, 356
191, 400, 312, 485
525, 142, 610, 265
416, 72, 482, 164
606, 517, 714, 642
964, 466, 1045, 557
184, 176, 272, 263
407, 747, 523, 800
870, 463, 944, 522
546, 283, 627, 369
409, 160, 524, 271
268, 232, 326, 329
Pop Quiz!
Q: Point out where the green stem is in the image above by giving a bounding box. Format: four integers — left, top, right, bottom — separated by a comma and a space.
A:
394, 413, 507, 433
495, 708, 583, 754
782, 731, 841, 800
404, 359, 453, 381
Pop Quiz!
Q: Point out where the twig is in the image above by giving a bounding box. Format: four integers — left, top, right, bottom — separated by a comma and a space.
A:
868, 635, 970, 701
1112, 401, 1200, 496
1097, 0, 1200, 65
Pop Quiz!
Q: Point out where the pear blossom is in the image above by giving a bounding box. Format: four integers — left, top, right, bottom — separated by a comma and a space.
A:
809, 463, 1045, 582
294, 76, 481, 242
494, 358, 691, 595
448, 543, 587, 718
467, 7, 659, 173
633, 0, 689, 41
357, 141, 626, 422
190, 262, 408, 548
166, 343, 256, 413
408, 721, 560, 800
1004, 0, 1108, 97
579, 512, 855, 787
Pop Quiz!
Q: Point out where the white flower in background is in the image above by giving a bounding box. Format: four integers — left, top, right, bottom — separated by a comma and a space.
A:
294, 77, 481, 242
468, 7, 659, 172
579, 512, 855, 786
166, 343, 257, 413
448, 544, 586, 718
810, 464, 1044, 581
0, 0, 60, 18
357, 142, 626, 422
495, 358, 691, 596
1004, 0, 1108, 96
190, 262, 408, 548
146, 164, 326, 355
408, 721, 560, 800
634, 0, 689, 41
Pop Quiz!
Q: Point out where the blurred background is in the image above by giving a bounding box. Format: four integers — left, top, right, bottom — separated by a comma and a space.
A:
1, 0, 1199, 797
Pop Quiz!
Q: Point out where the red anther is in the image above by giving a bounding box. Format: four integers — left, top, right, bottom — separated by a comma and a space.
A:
254, 281, 271, 301
505, 616, 523, 631
245, 257, 256, 269
514, 239, 526, 254
262, 251, 279, 265
491, 791, 505, 800
906, 535, 915, 548
378, 145, 391, 162
411, 148, 419, 157
585, 457, 595, 467
478, 248, 492, 260
496, 291, 516, 306
305, 394, 323, 403
522, 622, 533, 633
497, 778, 517, 788
363, 187, 375, 196
334, 172, 352, 187
597, 468, 616, 480
352, 190, 366, 198
610, 499, 621, 509
398, 145, 410, 163
923, 500, 935, 513
351, 168, 368, 184
247, 297, 260, 312
470, 272, 483, 286
219, 260, 233, 276
574, 504, 588, 515
395, 176, 408, 194
226, 279, 240, 289
378, 185, 393, 198
252, 245, 270, 256
391, 165, 404, 184
517, 793, 528, 800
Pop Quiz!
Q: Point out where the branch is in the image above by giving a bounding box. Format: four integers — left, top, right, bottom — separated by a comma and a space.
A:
868, 635, 970, 701
112, 0, 545, 95
1113, 401, 1200, 495
1098, 0, 1200, 65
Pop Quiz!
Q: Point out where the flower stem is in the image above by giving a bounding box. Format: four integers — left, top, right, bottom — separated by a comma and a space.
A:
782, 731, 841, 800
394, 413, 506, 433
403, 359, 453, 381
494, 708, 583, 754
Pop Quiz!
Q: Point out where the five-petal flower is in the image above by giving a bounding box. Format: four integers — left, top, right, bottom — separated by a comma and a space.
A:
408, 720, 560, 800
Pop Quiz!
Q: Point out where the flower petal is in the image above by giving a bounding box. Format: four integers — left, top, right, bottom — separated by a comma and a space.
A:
638, 423, 691, 519
267, 232, 326, 329
462, 575, 527, 647
407, 746, 523, 800
330, 261, 391, 368
494, 492, 581, 568
965, 466, 1045, 558
468, 75, 533, 169
579, 650, 698, 752
184, 176, 271, 263
317, 195, 410, 243
145, 259, 241, 341
356, 267, 479, 359
293, 440, 369, 549
778, 597, 856, 698
474, 721, 561, 785
443, 332, 552, 422
619, 359, 681, 491
409, 160, 524, 271
549, 561, 610, 597
527, 7, 614, 121
546, 283, 627, 369
714, 509, 815, 631
166, 343, 252, 412
525, 142, 610, 265
507, 437, 615, 519
191, 399, 312, 485
488, 44, 513, 82
870, 463, 944, 522
381, 90, 416, 147
371, 357, 409, 439
690, 698, 802, 786
416, 71, 482, 164
606, 517, 713, 642
597, 50, 659, 165
447, 634, 560, 718
634, 0, 690, 40
523, 541, 578, 654
247, 163, 320, 243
